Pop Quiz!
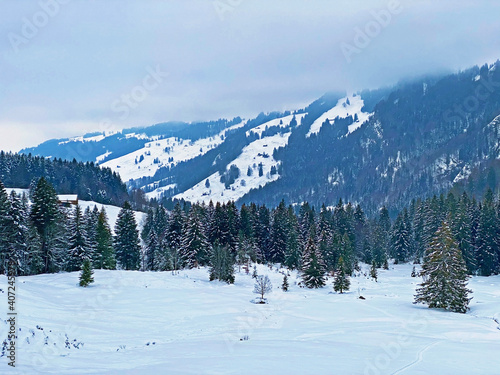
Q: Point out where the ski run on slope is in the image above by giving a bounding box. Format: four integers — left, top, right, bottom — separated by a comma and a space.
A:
306, 94, 372, 138
100, 122, 245, 182
1, 263, 499, 374
174, 131, 291, 204
147, 113, 306, 202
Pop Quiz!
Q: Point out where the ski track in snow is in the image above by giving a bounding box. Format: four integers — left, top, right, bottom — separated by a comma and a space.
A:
391, 341, 442, 375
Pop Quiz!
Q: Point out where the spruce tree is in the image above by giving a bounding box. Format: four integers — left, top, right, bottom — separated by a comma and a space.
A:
370, 260, 378, 281
209, 242, 235, 284
282, 274, 289, 291
67, 205, 90, 272
145, 229, 160, 271
114, 202, 141, 270
414, 222, 472, 313
7, 191, 29, 276
30, 177, 65, 273
451, 193, 476, 273
166, 202, 185, 251
84, 206, 99, 262
0, 180, 12, 274
391, 209, 412, 263
94, 208, 116, 269
333, 256, 350, 293
269, 201, 289, 264
79, 258, 94, 287
475, 189, 499, 276
179, 207, 211, 268
301, 236, 326, 288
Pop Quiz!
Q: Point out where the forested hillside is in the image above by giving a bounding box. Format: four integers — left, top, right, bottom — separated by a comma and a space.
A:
0, 152, 129, 206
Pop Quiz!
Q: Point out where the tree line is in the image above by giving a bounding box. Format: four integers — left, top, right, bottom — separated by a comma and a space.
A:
1, 177, 499, 292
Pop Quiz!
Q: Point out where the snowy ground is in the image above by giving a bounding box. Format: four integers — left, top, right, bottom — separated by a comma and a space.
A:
0, 264, 499, 375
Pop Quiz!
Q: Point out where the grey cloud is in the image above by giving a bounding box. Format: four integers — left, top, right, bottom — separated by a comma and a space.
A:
0, 0, 499, 151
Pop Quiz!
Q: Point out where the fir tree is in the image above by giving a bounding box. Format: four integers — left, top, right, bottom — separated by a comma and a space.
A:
333, 256, 350, 293
284, 207, 302, 270
451, 193, 476, 273
179, 207, 211, 268
414, 222, 472, 313
95, 208, 116, 269
7, 191, 29, 276
67, 205, 90, 272
268, 200, 288, 264
30, 177, 65, 273
79, 258, 94, 287
166, 202, 185, 251
0, 180, 11, 274
301, 236, 326, 288
209, 242, 235, 284
370, 260, 378, 281
114, 202, 141, 270
252, 265, 258, 279
411, 266, 417, 277
282, 274, 289, 291
83, 206, 99, 265
145, 229, 160, 271
391, 209, 412, 263
475, 189, 499, 276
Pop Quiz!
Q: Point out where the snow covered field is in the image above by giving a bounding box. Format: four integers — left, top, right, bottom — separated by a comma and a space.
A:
1, 264, 499, 374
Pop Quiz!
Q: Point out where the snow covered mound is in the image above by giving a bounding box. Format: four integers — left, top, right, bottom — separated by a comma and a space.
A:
306, 94, 372, 138
1, 264, 499, 374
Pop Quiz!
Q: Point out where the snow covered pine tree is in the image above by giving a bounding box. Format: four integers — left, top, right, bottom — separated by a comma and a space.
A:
414, 221, 472, 313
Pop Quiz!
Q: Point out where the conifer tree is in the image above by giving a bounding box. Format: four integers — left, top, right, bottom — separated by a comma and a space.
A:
282, 274, 289, 291
166, 202, 185, 251
145, 229, 160, 271
333, 256, 350, 293
414, 222, 472, 313
209, 242, 235, 284
180, 207, 211, 268
79, 258, 94, 287
7, 191, 29, 276
114, 202, 141, 270
94, 208, 116, 269
284, 207, 302, 269
83, 206, 99, 264
269, 200, 288, 264
67, 205, 90, 272
391, 210, 412, 264
252, 265, 258, 279
301, 236, 326, 288
370, 260, 378, 281
475, 189, 499, 276
30, 177, 65, 273
0, 181, 13, 274
451, 193, 476, 273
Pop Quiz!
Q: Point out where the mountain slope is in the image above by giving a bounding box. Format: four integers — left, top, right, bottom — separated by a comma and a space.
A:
18, 61, 500, 212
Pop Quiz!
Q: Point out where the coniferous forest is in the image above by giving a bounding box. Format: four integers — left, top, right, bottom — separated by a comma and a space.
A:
2, 173, 499, 303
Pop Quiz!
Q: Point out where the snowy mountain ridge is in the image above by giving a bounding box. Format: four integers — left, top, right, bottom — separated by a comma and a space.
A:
18, 61, 500, 210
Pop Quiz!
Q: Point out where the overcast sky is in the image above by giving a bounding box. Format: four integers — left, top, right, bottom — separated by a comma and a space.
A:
1, 0, 499, 152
